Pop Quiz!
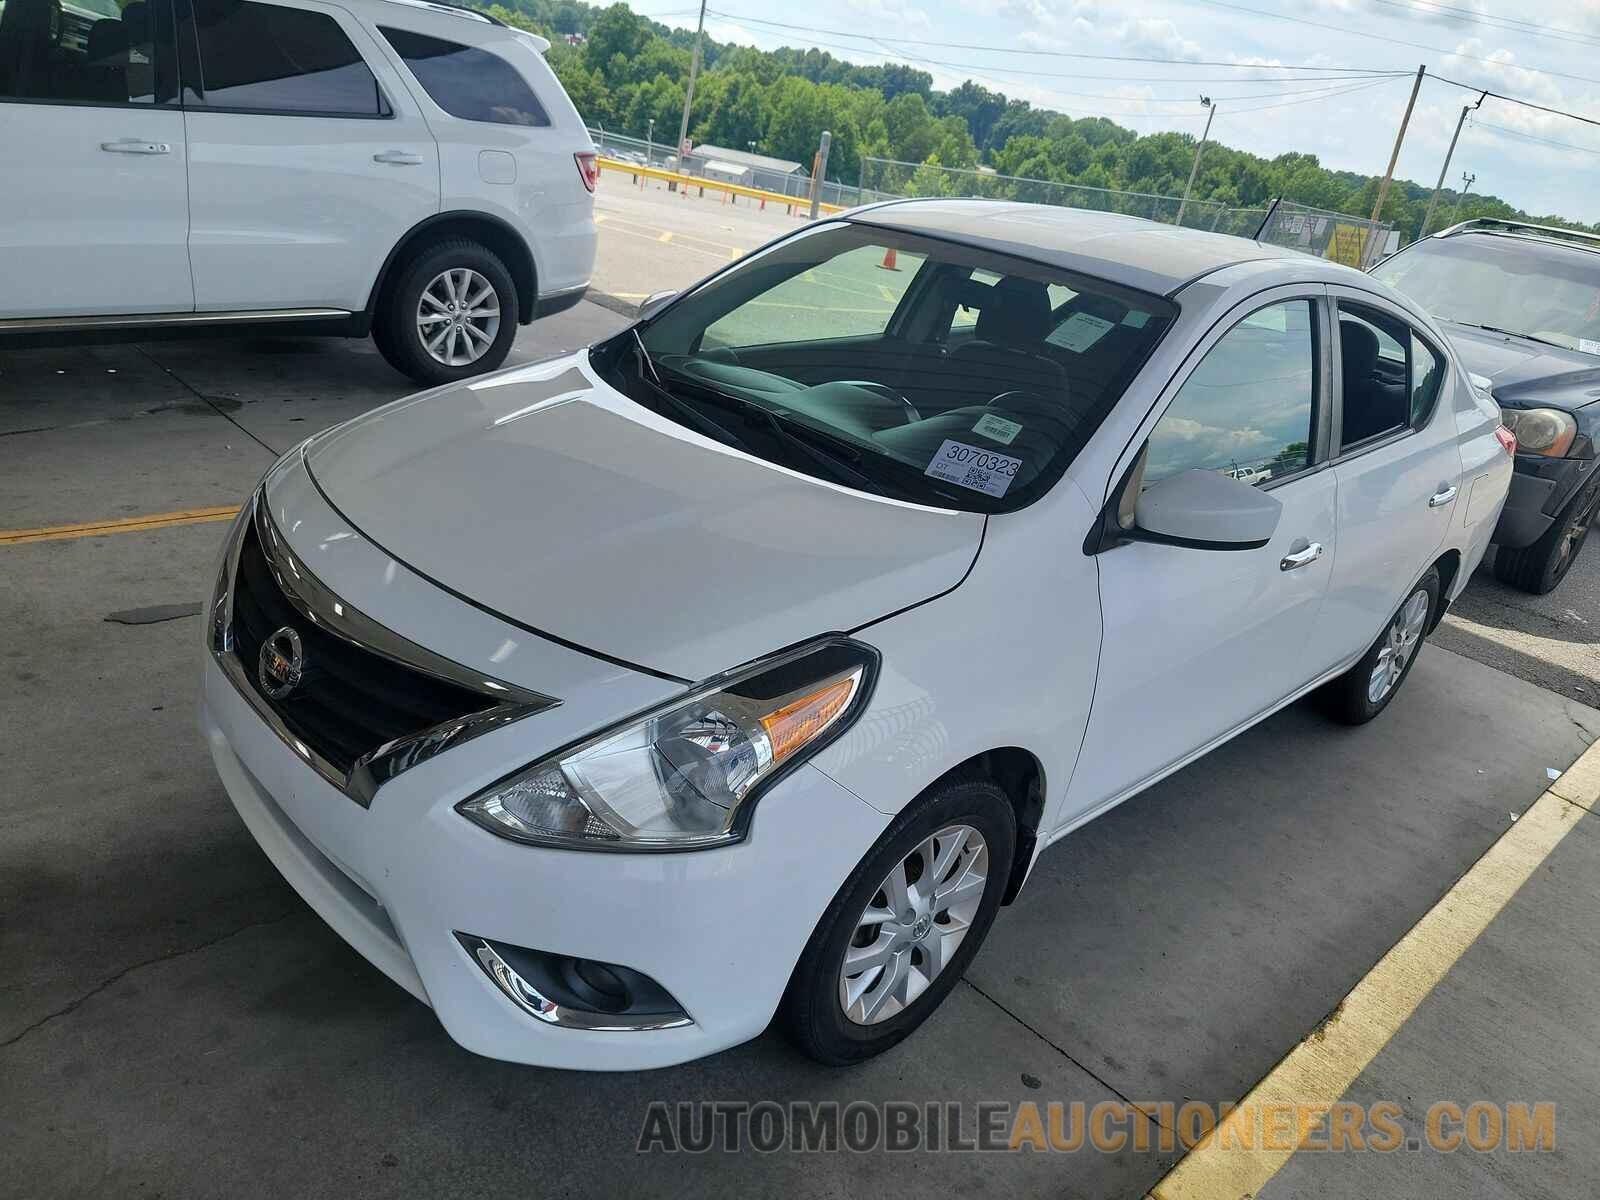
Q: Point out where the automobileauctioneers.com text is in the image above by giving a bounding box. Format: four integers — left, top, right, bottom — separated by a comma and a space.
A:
637, 1099, 1554, 1155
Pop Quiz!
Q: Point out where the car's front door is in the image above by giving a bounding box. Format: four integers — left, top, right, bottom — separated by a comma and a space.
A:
0, 0, 193, 316
178, 0, 439, 313
1306, 288, 1463, 669
1061, 291, 1339, 827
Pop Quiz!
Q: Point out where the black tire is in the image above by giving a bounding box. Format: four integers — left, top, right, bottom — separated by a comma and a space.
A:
780, 778, 1015, 1066
1492, 478, 1600, 595
1316, 566, 1440, 726
374, 238, 518, 386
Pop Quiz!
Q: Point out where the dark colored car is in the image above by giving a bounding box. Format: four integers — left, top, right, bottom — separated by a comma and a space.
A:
1374, 219, 1600, 593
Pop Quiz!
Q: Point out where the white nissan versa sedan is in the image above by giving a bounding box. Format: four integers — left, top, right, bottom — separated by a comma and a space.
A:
200, 202, 1513, 1069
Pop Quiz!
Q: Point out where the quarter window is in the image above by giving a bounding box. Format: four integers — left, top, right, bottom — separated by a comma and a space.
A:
378, 26, 548, 126
1145, 299, 1318, 488
0, 0, 175, 105
187, 0, 390, 116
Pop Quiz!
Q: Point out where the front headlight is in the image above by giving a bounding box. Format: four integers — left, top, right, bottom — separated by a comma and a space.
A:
458, 639, 877, 851
1500, 407, 1578, 457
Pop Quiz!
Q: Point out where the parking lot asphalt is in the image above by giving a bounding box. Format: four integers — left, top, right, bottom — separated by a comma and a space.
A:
3, 303, 1598, 1197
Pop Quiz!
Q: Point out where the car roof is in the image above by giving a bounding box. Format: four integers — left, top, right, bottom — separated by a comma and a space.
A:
845, 199, 1312, 297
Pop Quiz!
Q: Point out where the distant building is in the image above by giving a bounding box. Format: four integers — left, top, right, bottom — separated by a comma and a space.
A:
684, 144, 806, 179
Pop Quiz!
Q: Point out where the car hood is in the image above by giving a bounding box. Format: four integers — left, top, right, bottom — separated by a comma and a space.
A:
1442, 321, 1600, 411
304, 352, 984, 681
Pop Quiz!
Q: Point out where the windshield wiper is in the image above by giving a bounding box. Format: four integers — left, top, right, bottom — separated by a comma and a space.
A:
628, 334, 755, 452
652, 364, 907, 499
1446, 320, 1572, 351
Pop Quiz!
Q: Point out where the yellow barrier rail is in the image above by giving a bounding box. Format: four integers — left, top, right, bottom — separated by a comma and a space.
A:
596, 157, 847, 216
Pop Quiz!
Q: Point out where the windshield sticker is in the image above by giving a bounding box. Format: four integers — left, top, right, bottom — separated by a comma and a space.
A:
972, 413, 1023, 445
926, 439, 1021, 498
1121, 310, 1151, 329
1047, 311, 1115, 353
1579, 338, 1600, 356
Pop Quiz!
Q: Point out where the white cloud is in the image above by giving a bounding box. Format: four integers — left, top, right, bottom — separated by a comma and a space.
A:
1120, 17, 1204, 63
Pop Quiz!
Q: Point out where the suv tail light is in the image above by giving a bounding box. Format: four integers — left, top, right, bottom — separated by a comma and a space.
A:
574, 152, 598, 193
1494, 425, 1516, 456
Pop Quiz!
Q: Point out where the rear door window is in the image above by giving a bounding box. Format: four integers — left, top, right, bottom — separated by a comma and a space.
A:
186, 0, 390, 116
378, 27, 547, 126
1336, 302, 1443, 450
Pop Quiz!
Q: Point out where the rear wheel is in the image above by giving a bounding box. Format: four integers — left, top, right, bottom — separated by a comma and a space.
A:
374, 238, 518, 386
1316, 567, 1439, 725
1493, 479, 1600, 595
780, 778, 1014, 1065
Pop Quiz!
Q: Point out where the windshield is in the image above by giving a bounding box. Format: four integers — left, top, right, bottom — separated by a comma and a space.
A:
1375, 234, 1600, 354
593, 221, 1176, 512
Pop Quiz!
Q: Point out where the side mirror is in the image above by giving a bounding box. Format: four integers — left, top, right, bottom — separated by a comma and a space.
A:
1131, 468, 1281, 550
638, 290, 677, 321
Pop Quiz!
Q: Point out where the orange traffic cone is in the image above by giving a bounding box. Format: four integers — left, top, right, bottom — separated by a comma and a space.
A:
878, 248, 899, 271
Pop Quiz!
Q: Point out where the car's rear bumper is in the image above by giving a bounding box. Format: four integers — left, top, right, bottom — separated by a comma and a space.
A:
1492, 456, 1593, 548
200, 655, 889, 1070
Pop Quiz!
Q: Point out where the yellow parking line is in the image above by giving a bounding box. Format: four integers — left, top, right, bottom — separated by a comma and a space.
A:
0, 505, 239, 546
1149, 748, 1597, 1200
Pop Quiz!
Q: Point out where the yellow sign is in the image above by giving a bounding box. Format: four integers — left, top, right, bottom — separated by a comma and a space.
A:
1326, 223, 1366, 268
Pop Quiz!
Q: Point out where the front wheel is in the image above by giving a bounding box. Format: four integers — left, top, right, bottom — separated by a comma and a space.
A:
780, 778, 1015, 1065
1316, 567, 1439, 725
1492, 478, 1600, 595
375, 238, 518, 386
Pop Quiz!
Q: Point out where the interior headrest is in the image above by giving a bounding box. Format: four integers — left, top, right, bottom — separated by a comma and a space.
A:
975, 277, 1053, 347
1340, 320, 1379, 376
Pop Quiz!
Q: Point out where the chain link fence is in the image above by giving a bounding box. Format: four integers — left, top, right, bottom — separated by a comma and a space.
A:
857, 157, 1391, 267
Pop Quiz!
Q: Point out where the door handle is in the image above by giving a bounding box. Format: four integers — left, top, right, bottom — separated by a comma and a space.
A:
1280, 541, 1324, 571
101, 139, 171, 154
373, 150, 424, 165
1428, 485, 1458, 508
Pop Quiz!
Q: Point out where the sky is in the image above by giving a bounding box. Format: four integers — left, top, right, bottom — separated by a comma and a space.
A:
647, 0, 1600, 223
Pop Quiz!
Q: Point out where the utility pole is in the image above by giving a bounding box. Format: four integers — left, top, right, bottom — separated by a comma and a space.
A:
1175, 96, 1216, 227
1420, 92, 1484, 239
809, 130, 832, 220
671, 0, 707, 189
646, 117, 655, 169
1448, 172, 1477, 227
1367, 64, 1426, 261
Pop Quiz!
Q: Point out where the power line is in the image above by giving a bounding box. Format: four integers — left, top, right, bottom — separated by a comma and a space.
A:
1432, 75, 1600, 130
1470, 118, 1600, 158
1362, 0, 1600, 52
1224, 75, 1405, 115
706, 9, 1416, 72
1191, 0, 1600, 89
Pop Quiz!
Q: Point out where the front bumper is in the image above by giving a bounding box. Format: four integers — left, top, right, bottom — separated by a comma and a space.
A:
201, 656, 890, 1070
1492, 455, 1593, 548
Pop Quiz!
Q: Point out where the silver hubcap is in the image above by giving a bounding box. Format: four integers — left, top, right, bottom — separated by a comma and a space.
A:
417, 268, 499, 367
839, 824, 989, 1026
1368, 588, 1430, 705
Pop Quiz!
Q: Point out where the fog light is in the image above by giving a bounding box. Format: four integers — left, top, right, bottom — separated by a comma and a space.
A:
457, 934, 691, 1031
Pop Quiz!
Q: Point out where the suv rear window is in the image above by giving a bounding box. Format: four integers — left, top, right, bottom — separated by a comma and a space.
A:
379, 27, 548, 126
188, 0, 390, 116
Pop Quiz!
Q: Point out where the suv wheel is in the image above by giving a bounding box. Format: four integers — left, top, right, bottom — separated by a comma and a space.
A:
376, 238, 518, 385
1316, 567, 1439, 725
1492, 478, 1600, 595
780, 778, 1014, 1065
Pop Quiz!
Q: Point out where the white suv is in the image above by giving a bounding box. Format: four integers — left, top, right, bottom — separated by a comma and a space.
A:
0, 0, 596, 383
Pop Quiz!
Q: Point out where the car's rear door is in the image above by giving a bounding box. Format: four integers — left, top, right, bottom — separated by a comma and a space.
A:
1, 0, 193, 316
178, 0, 439, 314
1306, 286, 1463, 669
1062, 289, 1339, 825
